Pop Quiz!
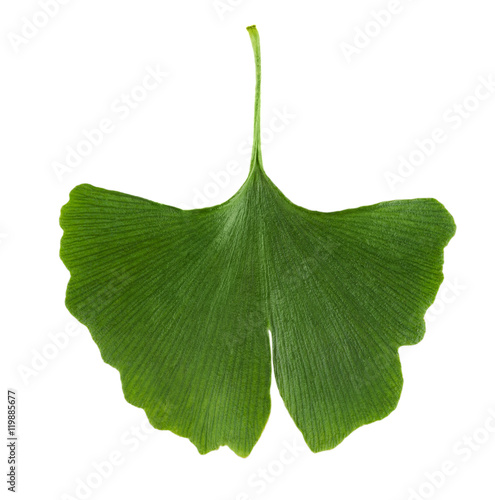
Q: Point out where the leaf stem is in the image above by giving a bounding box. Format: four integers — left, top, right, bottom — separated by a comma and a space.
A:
247, 25, 264, 174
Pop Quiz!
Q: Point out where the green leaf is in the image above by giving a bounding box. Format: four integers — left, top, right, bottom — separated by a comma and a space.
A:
60, 25, 455, 457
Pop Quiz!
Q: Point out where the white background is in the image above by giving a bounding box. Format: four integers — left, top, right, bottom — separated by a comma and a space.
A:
1, 0, 494, 499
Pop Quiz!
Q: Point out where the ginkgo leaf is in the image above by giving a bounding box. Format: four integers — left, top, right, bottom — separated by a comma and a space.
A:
60, 26, 455, 457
